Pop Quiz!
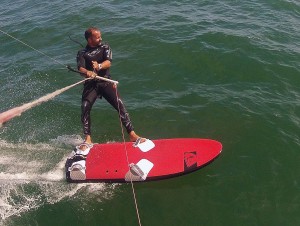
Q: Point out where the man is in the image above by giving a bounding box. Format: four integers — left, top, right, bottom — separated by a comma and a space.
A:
76, 27, 142, 149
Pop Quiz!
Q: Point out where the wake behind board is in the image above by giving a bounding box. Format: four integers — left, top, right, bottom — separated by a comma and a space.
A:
65, 138, 222, 183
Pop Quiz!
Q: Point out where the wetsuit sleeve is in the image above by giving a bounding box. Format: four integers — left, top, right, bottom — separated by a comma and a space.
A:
103, 44, 112, 62
76, 50, 86, 69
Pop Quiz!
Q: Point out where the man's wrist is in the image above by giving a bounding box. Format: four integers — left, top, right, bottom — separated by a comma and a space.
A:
98, 64, 102, 70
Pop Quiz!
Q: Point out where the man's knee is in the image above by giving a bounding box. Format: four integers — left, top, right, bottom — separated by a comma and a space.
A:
81, 100, 92, 111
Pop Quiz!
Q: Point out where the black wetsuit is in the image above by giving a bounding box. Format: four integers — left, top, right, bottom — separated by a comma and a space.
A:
76, 43, 134, 136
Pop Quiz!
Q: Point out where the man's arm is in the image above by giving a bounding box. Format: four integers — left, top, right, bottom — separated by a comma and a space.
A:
79, 67, 95, 78
79, 60, 111, 78
92, 60, 111, 71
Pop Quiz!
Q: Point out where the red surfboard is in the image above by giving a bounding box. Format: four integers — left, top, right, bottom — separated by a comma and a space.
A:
65, 138, 222, 183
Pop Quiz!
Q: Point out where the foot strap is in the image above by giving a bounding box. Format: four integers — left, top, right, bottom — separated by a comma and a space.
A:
75, 142, 93, 156
133, 137, 144, 147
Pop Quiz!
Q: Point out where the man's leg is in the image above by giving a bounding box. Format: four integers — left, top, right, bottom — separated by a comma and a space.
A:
102, 84, 142, 141
81, 85, 98, 144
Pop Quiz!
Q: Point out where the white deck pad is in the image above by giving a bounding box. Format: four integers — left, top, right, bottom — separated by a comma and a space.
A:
125, 159, 154, 181
135, 139, 155, 152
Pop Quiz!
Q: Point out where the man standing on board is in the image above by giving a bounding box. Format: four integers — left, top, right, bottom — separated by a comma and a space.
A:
76, 27, 143, 150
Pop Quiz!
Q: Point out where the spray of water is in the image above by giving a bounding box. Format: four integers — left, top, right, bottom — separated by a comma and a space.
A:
0, 135, 118, 223
0, 78, 89, 127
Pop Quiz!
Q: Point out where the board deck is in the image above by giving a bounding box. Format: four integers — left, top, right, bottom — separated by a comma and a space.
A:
65, 138, 222, 183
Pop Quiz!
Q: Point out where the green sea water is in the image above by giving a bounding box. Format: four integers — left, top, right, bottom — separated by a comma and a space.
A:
0, 0, 300, 225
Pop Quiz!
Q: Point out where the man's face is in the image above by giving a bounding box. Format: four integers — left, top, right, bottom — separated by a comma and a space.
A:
89, 30, 102, 47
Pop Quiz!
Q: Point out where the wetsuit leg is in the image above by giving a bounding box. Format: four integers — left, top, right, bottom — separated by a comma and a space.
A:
81, 83, 98, 135
101, 83, 134, 133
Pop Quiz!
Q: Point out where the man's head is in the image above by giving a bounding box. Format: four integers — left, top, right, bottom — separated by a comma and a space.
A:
85, 27, 102, 47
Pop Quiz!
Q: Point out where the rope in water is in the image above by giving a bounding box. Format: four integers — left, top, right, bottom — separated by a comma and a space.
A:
115, 87, 142, 226
0, 29, 66, 68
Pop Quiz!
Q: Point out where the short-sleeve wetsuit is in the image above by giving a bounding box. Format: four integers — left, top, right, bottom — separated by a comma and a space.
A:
76, 43, 134, 136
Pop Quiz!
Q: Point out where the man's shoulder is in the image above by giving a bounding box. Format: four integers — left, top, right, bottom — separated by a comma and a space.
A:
77, 47, 87, 55
100, 42, 111, 49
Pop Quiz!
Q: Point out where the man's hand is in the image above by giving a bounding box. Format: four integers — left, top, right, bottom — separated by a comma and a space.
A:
86, 70, 96, 78
92, 61, 100, 71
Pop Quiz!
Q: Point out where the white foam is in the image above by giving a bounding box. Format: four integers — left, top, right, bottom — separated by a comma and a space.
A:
0, 137, 117, 224
0, 172, 35, 181
0, 138, 54, 151
50, 134, 84, 146
0, 156, 15, 164
39, 154, 68, 182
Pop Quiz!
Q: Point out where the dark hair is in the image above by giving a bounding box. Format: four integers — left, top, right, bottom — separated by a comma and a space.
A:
84, 27, 99, 41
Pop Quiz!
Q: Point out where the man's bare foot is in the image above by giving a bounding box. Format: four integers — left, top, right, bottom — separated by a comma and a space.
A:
84, 135, 92, 144
79, 135, 93, 150
129, 131, 139, 141
129, 131, 146, 143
